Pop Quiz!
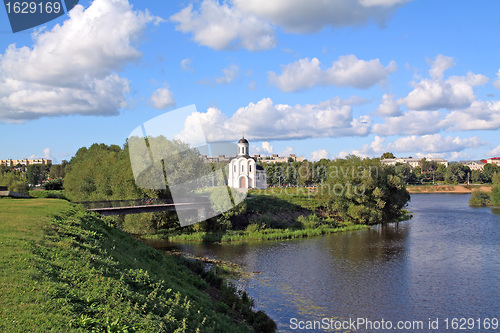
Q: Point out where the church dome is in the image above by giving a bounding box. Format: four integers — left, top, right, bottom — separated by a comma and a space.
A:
238, 137, 249, 144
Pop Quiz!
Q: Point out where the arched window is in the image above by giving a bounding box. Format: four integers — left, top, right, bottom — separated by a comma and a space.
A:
241, 165, 244, 172
234, 165, 236, 172
249, 165, 252, 172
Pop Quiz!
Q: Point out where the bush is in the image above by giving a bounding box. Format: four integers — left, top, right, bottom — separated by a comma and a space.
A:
469, 191, 491, 206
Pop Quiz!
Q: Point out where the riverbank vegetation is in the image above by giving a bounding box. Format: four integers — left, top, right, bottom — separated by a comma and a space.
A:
59, 141, 411, 242
469, 172, 500, 206
0, 198, 275, 332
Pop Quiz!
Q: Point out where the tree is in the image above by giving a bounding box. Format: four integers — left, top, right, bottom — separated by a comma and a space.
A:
445, 163, 468, 184
321, 156, 410, 225
26, 165, 43, 186
394, 163, 411, 183
483, 164, 500, 183
491, 172, 500, 206
381, 152, 395, 159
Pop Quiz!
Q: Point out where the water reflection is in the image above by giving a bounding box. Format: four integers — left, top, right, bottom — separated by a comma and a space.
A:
153, 194, 500, 332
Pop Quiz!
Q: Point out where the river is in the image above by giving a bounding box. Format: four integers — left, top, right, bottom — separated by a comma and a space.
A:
162, 194, 500, 332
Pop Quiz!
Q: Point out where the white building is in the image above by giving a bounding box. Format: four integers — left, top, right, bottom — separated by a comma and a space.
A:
228, 138, 267, 189
381, 157, 448, 169
463, 161, 486, 171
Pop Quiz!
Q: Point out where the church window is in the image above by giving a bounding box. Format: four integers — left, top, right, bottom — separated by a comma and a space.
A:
250, 165, 252, 172
234, 165, 236, 172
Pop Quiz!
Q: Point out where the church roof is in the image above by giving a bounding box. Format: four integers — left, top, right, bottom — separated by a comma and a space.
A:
238, 137, 248, 144
256, 165, 264, 170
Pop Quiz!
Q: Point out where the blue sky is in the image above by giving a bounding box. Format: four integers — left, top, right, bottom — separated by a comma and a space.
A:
1, 0, 500, 163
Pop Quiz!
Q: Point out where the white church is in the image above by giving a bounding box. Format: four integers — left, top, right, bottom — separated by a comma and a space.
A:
228, 137, 267, 190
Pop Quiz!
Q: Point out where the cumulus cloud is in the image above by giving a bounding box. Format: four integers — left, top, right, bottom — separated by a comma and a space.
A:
268, 55, 396, 92
180, 58, 193, 72
376, 93, 401, 116
149, 87, 175, 109
234, 0, 412, 33
170, 0, 276, 51
386, 134, 483, 153
0, 0, 160, 122
339, 134, 483, 159
176, 97, 371, 143
400, 55, 488, 111
440, 100, 500, 131
372, 111, 443, 136
197, 65, 240, 85
311, 149, 330, 161
252, 141, 274, 154
488, 145, 500, 156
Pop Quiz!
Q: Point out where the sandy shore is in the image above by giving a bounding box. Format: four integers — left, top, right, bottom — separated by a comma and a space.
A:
407, 185, 492, 194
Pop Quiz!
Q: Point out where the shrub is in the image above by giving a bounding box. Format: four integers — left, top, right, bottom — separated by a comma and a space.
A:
469, 191, 491, 206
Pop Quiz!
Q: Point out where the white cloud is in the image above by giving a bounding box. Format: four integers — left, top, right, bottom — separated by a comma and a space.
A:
440, 100, 500, 131
488, 145, 500, 156
0, 0, 160, 122
216, 65, 239, 84
170, 0, 276, 51
376, 93, 401, 116
261, 142, 274, 154
493, 69, 500, 91
176, 97, 371, 142
280, 147, 294, 156
387, 134, 483, 153
180, 58, 193, 72
372, 111, 443, 136
197, 65, 240, 85
311, 149, 330, 161
234, 0, 412, 33
400, 55, 488, 111
252, 141, 274, 154
268, 55, 396, 92
339, 134, 483, 159
150, 87, 175, 109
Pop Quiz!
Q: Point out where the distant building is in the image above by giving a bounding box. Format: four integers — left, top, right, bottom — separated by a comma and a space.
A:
461, 160, 486, 171
257, 153, 305, 164
481, 157, 500, 166
0, 158, 52, 167
228, 138, 267, 190
381, 158, 448, 169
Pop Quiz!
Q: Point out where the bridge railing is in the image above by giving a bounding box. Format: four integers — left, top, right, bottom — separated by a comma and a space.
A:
74, 196, 210, 209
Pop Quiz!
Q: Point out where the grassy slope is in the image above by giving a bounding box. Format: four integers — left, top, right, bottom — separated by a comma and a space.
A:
0, 198, 258, 332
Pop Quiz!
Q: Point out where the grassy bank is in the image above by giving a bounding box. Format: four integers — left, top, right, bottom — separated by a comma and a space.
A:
0, 198, 275, 332
159, 223, 369, 243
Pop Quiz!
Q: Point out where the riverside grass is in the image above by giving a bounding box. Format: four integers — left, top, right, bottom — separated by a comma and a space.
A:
0, 198, 269, 332
164, 224, 368, 243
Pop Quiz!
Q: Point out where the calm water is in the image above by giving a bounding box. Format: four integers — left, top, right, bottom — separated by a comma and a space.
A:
163, 194, 500, 332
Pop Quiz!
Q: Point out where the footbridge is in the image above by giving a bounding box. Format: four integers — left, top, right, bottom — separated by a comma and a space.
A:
76, 197, 211, 219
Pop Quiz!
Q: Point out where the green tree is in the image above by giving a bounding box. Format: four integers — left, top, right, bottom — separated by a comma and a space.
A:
483, 164, 500, 183
445, 163, 468, 184
26, 165, 44, 186
394, 163, 411, 183
491, 172, 500, 206
381, 152, 396, 159
321, 156, 410, 225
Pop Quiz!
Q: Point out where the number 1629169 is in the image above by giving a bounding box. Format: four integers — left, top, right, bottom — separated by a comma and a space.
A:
5, 1, 62, 14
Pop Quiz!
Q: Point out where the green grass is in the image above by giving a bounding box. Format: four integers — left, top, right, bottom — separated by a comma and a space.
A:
163, 223, 368, 244
0, 198, 274, 332
29, 190, 69, 200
